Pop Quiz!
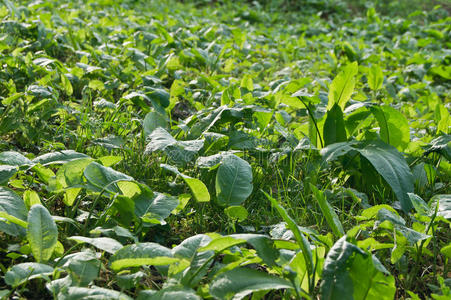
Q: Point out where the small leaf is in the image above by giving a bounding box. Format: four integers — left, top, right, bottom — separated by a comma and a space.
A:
209, 268, 292, 300
224, 206, 248, 222
27, 205, 58, 263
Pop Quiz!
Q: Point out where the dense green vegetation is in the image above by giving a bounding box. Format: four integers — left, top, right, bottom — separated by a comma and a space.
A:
0, 0, 450, 298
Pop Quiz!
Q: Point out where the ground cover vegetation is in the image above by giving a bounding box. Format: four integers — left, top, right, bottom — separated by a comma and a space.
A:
0, 0, 450, 298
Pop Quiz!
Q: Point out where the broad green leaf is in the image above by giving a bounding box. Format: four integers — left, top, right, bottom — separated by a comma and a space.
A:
172, 234, 214, 286
436, 104, 450, 134
322, 141, 414, 212
5, 263, 53, 287
32, 150, 89, 166
59, 250, 101, 286
348, 253, 396, 300
231, 234, 279, 266
357, 141, 414, 212
224, 206, 248, 222
27, 205, 58, 263
240, 74, 254, 91
327, 62, 358, 110
216, 155, 253, 206
0, 187, 28, 236
143, 112, 167, 137
138, 286, 201, 300
146, 128, 204, 164
0, 165, 17, 185
0, 151, 32, 167
440, 243, 451, 259
110, 243, 177, 271
23, 190, 41, 209
367, 65, 384, 91
61, 74, 73, 96
59, 287, 132, 300
84, 162, 133, 194
0, 211, 27, 228
133, 183, 178, 224
423, 135, 451, 161
68, 236, 123, 254
370, 105, 410, 151
430, 194, 451, 219
323, 103, 347, 146
209, 267, 293, 300
408, 193, 429, 216
263, 191, 313, 276
310, 184, 344, 237
199, 236, 246, 252
161, 164, 210, 202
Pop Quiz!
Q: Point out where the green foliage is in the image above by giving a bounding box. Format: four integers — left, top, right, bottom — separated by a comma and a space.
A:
0, 0, 449, 298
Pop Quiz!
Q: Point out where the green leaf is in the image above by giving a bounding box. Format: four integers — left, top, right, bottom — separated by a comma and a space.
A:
0, 165, 17, 185
231, 234, 279, 266
323, 103, 347, 146
440, 243, 451, 259
216, 155, 253, 206
68, 236, 123, 254
327, 62, 358, 110
133, 184, 178, 225
110, 243, 177, 272
370, 105, 410, 151
84, 162, 133, 194
143, 112, 167, 137
423, 135, 451, 161
0, 151, 32, 167
138, 286, 201, 300
27, 205, 58, 263
5, 263, 53, 287
23, 190, 41, 209
262, 191, 313, 277
172, 234, 214, 286
310, 184, 344, 237
59, 250, 101, 286
0, 187, 28, 236
320, 236, 362, 299
161, 164, 210, 202
224, 206, 248, 222
59, 287, 132, 300
145, 128, 204, 164
209, 267, 293, 300
240, 74, 254, 91
367, 65, 384, 91
199, 236, 246, 252
321, 141, 414, 212
357, 141, 414, 212
32, 150, 89, 166
430, 194, 451, 219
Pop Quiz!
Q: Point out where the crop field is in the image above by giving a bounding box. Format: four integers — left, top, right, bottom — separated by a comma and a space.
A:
0, 0, 450, 299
